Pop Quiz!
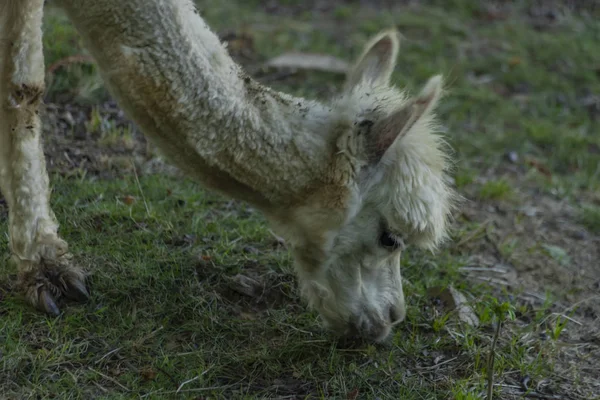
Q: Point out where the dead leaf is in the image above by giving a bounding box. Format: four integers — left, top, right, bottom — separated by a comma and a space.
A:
239, 312, 257, 320
140, 367, 157, 381
228, 274, 262, 298
481, 9, 509, 21
492, 83, 510, 97
508, 56, 522, 66
122, 195, 136, 205
525, 157, 552, 177
347, 388, 360, 400
220, 31, 255, 61
196, 254, 213, 271
222, 32, 254, 52
427, 285, 479, 327
265, 52, 349, 74
542, 244, 571, 266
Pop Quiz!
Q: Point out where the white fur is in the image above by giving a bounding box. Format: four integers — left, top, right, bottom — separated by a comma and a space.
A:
0, 0, 456, 341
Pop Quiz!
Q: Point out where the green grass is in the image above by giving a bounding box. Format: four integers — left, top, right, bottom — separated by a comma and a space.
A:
42, 7, 106, 103
478, 179, 513, 200
0, 175, 563, 398
1, 1, 599, 399
580, 205, 600, 234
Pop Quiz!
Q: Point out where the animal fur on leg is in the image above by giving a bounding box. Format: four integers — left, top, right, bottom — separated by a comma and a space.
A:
0, 0, 88, 315
3, 0, 456, 341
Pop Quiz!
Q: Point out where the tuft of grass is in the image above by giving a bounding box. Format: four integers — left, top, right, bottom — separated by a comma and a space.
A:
580, 205, 600, 233
85, 106, 136, 149
454, 170, 475, 189
85, 107, 104, 133
98, 126, 136, 150
478, 179, 513, 200
333, 5, 353, 20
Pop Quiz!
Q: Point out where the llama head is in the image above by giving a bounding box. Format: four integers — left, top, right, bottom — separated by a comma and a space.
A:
271, 30, 456, 342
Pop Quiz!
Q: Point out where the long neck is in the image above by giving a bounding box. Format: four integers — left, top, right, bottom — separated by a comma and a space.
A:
57, 0, 335, 210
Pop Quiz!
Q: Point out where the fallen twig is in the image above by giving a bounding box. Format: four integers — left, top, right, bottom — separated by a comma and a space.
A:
87, 367, 131, 392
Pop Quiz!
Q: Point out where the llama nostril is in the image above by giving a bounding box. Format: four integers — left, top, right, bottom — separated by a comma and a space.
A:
389, 304, 405, 324
389, 306, 398, 322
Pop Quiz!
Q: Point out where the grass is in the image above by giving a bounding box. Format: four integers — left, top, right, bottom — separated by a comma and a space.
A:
478, 179, 513, 200
1, 1, 599, 399
580, 205, 600, 234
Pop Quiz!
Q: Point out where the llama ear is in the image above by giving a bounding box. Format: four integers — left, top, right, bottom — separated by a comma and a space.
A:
368, 75, 444, 163
344, 30, 400, 91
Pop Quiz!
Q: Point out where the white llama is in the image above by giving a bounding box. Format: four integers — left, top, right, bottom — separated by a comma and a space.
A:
0, 0, 456, 342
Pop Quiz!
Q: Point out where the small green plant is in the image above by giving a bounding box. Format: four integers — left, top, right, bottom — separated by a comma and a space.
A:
479, 179, 512, 200
483, 298, 516, 400
541, 244, 571, 266
454, 170, 475, 188
86, 106, 103, 133
334, 5, 352, 19
432, 312, 451, 333
99, 125, 135, 150
548, 314, 569, 341
580, 205, 600, 234
499, 237, 518, 260
452, 380, 484, 400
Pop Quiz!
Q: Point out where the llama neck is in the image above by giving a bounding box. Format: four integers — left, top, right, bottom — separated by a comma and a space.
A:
57, 0, 335, 209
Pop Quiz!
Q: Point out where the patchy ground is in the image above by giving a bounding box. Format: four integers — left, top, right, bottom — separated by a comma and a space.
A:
1, 1, 599, 399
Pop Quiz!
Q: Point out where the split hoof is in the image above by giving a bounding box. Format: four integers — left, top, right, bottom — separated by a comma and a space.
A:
38, 287, 61, 316
18, 255, 89, 315
62, 275, 90, 302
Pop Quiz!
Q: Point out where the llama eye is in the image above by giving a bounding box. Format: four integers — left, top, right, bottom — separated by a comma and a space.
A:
379, 231, 397, 249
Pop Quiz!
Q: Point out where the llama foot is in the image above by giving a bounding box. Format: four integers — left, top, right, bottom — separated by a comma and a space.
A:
17, 254, 89, 316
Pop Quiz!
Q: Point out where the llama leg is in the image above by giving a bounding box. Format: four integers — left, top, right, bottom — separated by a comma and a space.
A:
0, 0, 88, 315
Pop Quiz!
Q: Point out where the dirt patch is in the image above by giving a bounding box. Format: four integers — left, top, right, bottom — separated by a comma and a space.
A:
453, 164, 600, 397
41, 101, 148, 177
457, 166, 600, 310
37, 28, 293, 180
